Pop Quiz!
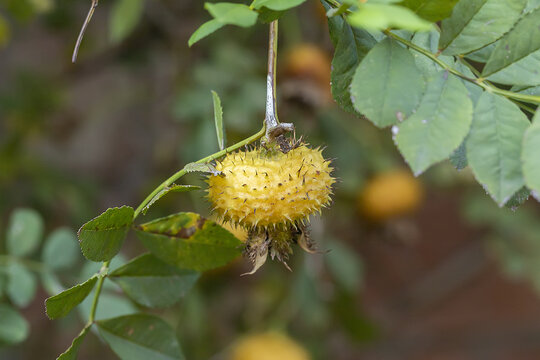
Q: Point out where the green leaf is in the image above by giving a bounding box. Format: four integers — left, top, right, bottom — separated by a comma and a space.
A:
184, 162, 222, 175
188, 19, 225, 47
347, 4, 432, 32
7, 261, 37, 308
57, 325, 90, 360
42, 227, 79, 270
522, 121, 540, 199
454, 61, 484, 104
252, 0, 307, 11
204, 3, 258, 27
504, 187, 531, 210
109, 0, 145, 43
395, 71, 473, 175
325, 3, 376, 114
482, 7, 540, 85
466, 92, 529, 205
211, 90, 225, 150
142, 185, 201, 215
449, 141, 468, 170
135, 212, 243, 271
7, 208, 44, 257
326, 241, 363, 293
410, 29, 454, 80
400, 0, 459, 22
0, 304, 29, 346
97, 314, 184, 360
439, 0, 526, 56
41, 271, 64, 297
350, 38, 425, 128
109, 253, 199, 308
257, 7, 285, 23
45, 276, 98, 319
78, 206, 134, 262
465, 42, 497, 63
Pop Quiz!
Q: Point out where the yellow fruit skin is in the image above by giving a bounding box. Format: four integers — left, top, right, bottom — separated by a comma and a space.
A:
208, 145, 334, 228
358, 170, 423, 221
229, 333, 310, 360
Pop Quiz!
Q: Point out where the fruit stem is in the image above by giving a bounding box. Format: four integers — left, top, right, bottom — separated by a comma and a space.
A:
133, 126, 266, 219
264, 20, 293, 142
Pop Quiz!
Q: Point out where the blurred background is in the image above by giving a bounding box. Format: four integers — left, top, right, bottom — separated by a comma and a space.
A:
1, 1, 540, 359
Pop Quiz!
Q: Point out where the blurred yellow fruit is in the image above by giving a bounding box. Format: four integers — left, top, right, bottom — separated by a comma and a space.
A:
284, 44, 331, 88
220, 220, 249, 242
229, 332, 310, 360
358, 170, 423, 221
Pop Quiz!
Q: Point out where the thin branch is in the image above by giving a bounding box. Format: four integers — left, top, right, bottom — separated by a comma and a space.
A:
73, 0, 99, 63
87, 260, 109, 325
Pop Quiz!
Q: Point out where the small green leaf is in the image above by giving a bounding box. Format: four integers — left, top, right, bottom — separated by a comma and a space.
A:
136, 212, 243, 271
78, 206, 134, 262
7, 261, 37, 308
45, 276, 98, 319
347, 4, 432, 32
0, 304, 29, 346
109, 0, 145, 43
211, 90, 225, 150
439, 0, 526, 55
184, 162, 221, 175
400, 0, 459, 22
188, 19, 225, 47
109, 253, 199, 308
257, 7, 285, 23
97, 314, 184, 360
204, 2, 258, 27
325, 2, 376, 115
57, 325, 91, 360
395, 71, 473, 175
252, 0, 307, 11
7, 208, 44, 257
504, 187, 531, 210
350, 38, 425, 128
142, 185, 201, 215
466, 92, 529, 205
522, 121, 540, 199
449, 141, 468, 170
42, 227, 79, 270
482, 7, 540, 86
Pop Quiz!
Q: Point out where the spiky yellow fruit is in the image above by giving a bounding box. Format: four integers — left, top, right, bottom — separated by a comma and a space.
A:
208, 145, 334, 229
229, 332, 310, 360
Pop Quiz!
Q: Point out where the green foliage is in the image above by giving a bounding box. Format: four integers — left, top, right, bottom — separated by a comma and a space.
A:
6, 261, 37, 308
7, 208, 44, 257
522, 120, 540, 199
57, 326, 91, 360
252, 0, 307, 11
482, 7, 540, 85
0, 304, 29, 346
135, 212, 243, 271
96, 314, 184, 360
347, 3, 432, 31
325, 5, 376, 114
325, 240, 363, 293
45, 276, 98, 319
439, 0, 526, 55
400, 0, 459, 22
466, 92, 529, 205
109, 0, 145, 43
211, 90, 226, 150
78, 206, 134, 262
350, 38, 424, 128
395, 71, 472, 175
42, 228, 79, 270
109, 253, 199, 308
